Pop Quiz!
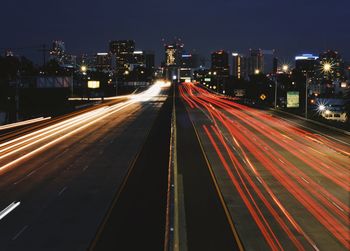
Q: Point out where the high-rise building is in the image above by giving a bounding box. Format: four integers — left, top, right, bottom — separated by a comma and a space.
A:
132, 51, 145, 66
295, 54, 319, 76
109, 40, 135, 75
49, 40, 76, 68
50, 41, 65, 58
95, 53, 111, 71
165, 41, 184, 67
211, 50, 229, 77
232, 53, 247, 79
318, 50, 344, 81
144, 51, 155, 71
248, 49, 264, 75
179, 54, 196, 82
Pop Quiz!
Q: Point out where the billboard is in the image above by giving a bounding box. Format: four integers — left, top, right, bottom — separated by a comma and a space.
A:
88, 81, 100, 89
234, 89, 246, 97
36, 77, 72, 88
287, 91, 299, 108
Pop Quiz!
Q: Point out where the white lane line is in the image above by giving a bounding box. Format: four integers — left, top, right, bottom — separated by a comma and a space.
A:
58, 187, 67, 196
332, 201, 345, 213
12, 225, 28, 240
256, 176, 263, 184
301, 177, 310, 184
0, 201, 21, 220
26, 170, 37, 177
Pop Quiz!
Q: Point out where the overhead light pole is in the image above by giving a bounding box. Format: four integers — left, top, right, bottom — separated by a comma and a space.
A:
275, 65, 289, 109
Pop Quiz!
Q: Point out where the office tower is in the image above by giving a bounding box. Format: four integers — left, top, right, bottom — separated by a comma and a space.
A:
211, 50, 229, 77
248, 49, 264, 75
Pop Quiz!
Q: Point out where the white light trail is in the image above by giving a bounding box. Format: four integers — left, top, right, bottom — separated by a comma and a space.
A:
0, 201, 21, 220
0, 117, 51, 131
0, 83, 166, 174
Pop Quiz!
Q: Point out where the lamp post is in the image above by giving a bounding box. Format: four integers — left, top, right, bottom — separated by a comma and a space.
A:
80, 65, 87, 99
305, 75, 310, 119
274, 77, 278, 109
275, 64, 289, 109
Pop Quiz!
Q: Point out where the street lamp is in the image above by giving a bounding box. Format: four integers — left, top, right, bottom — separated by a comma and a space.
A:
282, 64, 289, 73
79, 65, 88, 99
305, 76, 312, 119
81, 65, 87, 73
318, 104, 326, 111
323, 63, 332, 73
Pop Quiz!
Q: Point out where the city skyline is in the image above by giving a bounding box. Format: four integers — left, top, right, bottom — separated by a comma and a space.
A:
1, 0, 350, 63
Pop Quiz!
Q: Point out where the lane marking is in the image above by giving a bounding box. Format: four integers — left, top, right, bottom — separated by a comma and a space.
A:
332, 202, 345, 213
300, 177, 310, 184
26, 170, 37, 177
12, 225, 28, 240
256, 176, 263, 184
0, 201, 21, 220
58, 187, 67, 196
190, 119, 245, 251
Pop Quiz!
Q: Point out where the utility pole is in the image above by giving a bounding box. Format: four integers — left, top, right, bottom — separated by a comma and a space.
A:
305, 75, 309, 119
15, 71, 20, 122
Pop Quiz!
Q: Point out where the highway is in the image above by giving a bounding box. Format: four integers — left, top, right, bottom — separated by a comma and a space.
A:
0, 82, 170, 251
178, 82, 350, 250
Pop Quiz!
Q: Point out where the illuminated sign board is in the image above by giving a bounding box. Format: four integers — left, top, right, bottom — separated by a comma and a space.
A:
234, 89, 245, 97
204, 78, 211, 82
88, 81, 100, 89
260, 94, 267, 100
287, 91, 299, 108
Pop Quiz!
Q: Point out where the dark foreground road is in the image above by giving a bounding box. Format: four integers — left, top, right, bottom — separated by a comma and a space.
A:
90, 93, 172, 251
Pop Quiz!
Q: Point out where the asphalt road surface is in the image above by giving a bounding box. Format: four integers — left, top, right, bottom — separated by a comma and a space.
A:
90, 89, 172, 250
175, 86, 242, 251
178, 82, 350, 251
0, 84, 169, 251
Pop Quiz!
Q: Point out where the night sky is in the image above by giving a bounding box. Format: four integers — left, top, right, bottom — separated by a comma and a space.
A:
1, 0, 349, 64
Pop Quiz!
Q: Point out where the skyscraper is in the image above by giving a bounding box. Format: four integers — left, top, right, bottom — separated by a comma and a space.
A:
49, 40, 66, 63
164, 40, 184, 81
318, 50, 344, 81
295, 54, 319, 76
248, 49, 264, 75
232, 53, 247, 79
95, 53, 111, 72
211, 50, 229, 77
164, 41, 184, 67
109, 40, 135, 76
144, 51, 155, 71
